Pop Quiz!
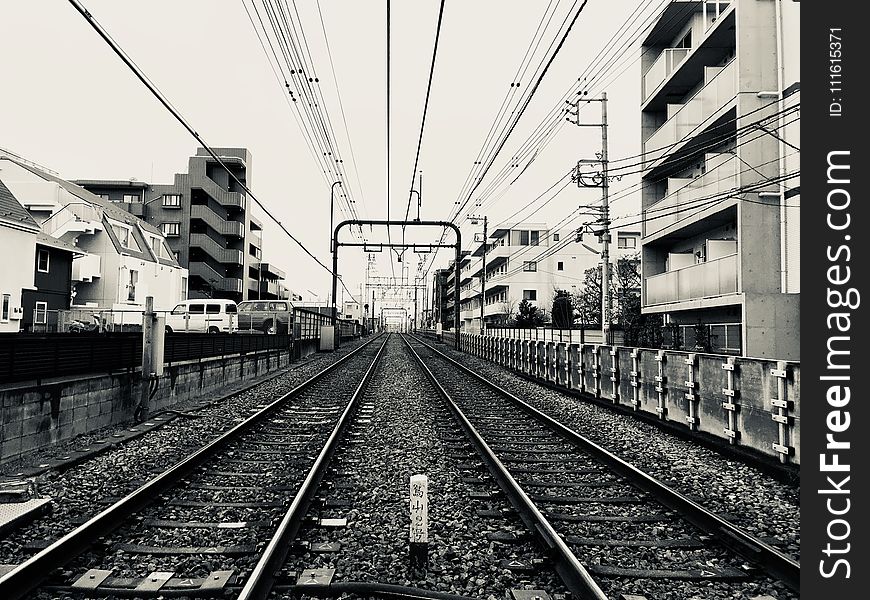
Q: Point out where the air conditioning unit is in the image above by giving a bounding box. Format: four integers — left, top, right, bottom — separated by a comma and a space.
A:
10, 306, 24, 320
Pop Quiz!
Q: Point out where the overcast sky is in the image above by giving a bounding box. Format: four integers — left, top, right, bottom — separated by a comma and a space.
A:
0, 0, 652, 305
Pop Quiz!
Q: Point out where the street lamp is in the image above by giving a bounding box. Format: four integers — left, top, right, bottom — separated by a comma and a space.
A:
329, 181, 343, 253
410, 189, 421, 222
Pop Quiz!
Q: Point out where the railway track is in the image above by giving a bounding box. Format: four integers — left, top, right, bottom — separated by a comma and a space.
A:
0, 333, 388, 599
403, 334, 799, 600
0, 332, 799, 600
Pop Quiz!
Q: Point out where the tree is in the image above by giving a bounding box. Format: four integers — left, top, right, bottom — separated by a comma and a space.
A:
497, 299, 518, 326
515, 299, 545, 328
572, 254, 665, 348
552, 290, 573, 328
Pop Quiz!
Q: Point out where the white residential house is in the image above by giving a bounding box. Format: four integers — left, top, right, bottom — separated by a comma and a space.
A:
0, 154, 188, 322
0, 179, 39, 332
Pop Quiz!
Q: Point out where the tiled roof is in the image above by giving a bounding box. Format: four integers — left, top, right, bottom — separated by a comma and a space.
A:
35, 231, 83, 255
2, 157, 181, 268
0, 178, 39, 230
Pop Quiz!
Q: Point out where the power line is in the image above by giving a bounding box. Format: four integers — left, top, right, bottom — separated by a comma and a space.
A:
402, 0, 447, 237
450, 0, 591, 226
67, 0, 355, 298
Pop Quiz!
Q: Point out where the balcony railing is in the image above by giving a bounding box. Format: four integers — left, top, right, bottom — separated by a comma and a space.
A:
644, 153, 739, 238
41, 202, 104, 238
190, 233, 244, 265
645, 253, 738, 305
188, 261, 244, 293
645, 60, 737, 164
190, 205, 245, 237
643, 47, 690, 102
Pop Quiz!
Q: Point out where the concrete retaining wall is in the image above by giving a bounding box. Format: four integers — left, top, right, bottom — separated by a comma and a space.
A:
0, 348, 290, 466
458, 333, 800, 465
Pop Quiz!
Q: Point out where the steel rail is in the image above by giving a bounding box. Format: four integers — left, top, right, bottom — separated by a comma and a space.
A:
237, 334, 391, 600
0, 333, 387, 600
400, 335, 608, 600
410, 334, 801, 593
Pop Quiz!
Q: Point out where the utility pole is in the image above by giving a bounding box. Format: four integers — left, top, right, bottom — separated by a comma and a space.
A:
568, 92, 611, 344
600, 93, 612, 345
470, 214, 487, 335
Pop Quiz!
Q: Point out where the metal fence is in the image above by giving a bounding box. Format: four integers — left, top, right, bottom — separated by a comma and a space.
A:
0, 332, 142, 383
486, 327, 625, 346
294, 307, 362, 341
163, 333, 291, 363
0, 332, 292, 384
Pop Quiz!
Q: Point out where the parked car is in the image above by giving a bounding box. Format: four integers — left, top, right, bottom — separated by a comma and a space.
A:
165, 299, 238, 333
236, 300, 293, 334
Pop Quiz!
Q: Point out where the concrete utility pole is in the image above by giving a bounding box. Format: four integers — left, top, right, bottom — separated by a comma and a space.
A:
600, 93, 612, 345
569, 92, 611, 344
470, 215, 487, 335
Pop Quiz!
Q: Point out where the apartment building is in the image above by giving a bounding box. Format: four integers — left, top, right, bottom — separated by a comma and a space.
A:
457, 223, 640, 332
639, 0, 800, 359
75, 147, 284, 302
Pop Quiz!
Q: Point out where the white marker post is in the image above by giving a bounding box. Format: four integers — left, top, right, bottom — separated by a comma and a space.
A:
409, 474, 428, 571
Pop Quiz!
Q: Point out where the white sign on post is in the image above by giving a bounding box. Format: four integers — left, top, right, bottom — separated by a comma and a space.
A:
409, 474, 428, 543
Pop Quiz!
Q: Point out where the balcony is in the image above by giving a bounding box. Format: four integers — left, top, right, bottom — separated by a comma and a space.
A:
188, 261, 244, 294
190, 233, 244, 265
461, 286, 480, 302
190, 205, 245, 237
644, 153, 738, 238
72, 252, 101, 282
645, 253, 738, 305
259, 280, 283, 298
194, 175, 246, 210
460, 308, 476, 321
42, 202, 104, 241
644, 60, 737, 165
643, 48, 690, 102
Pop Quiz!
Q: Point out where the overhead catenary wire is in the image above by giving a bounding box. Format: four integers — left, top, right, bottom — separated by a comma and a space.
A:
424, 102, 798, 281
265, 1, 363, 224
67, 0, 356, 298
450, 0, 675, 220
450, 0, 591, 227
247, 0, 364, 236
402, 0, 447, 242
454, 0, 710, 215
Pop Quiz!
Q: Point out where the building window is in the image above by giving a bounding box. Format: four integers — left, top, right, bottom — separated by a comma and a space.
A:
34, 301, 47, 324
1, 294, 10, 321
557, 261, 564, 271
110, 221, 141, 251
98, 194, 111, 201
675, 30, 691, 49
126, 269, 138, 302
618, 235, 637, 249
552, 233, 560, 242
523, 289, 537, 301
530, 231, 539, 246
112, 224, 129, 247
123, 194, 140, 203
162, 222, 180, 237
522, 261, 537, 272
162, 194, 182, 207
519, 230, 529, 245
37, 248, 50, 273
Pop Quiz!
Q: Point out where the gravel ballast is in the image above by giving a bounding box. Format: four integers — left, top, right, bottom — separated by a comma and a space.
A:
428, 339, 800, 561
0, 336, 372, 566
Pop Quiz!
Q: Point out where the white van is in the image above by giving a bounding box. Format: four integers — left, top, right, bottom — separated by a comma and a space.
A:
165, 299, 238, 333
